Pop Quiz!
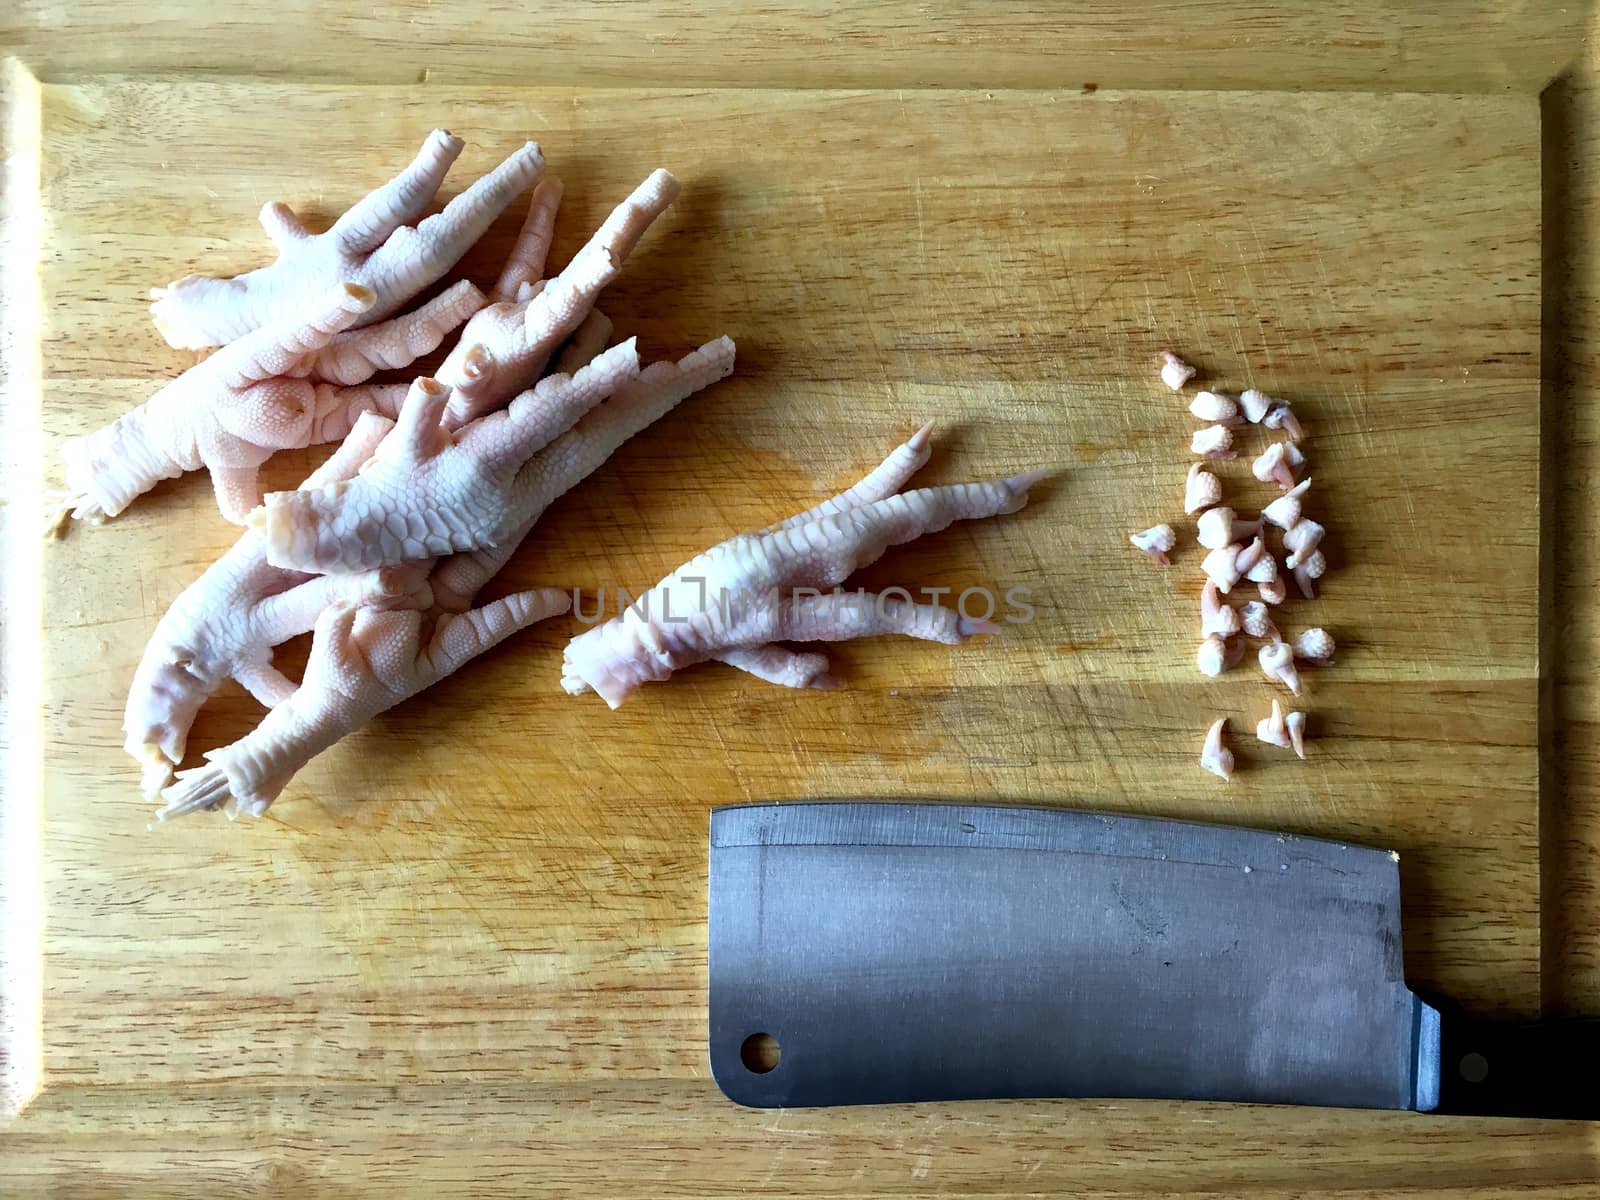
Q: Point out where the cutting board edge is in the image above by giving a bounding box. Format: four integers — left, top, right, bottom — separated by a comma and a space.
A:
0, 56, 47, 1120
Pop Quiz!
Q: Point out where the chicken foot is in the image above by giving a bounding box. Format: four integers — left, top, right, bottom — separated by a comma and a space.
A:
561, 432, 1045, 707
123, 411, 424, 796
150, 132, 542, 349
154, 588, 571, 820
428, 169, 682, 429
255, 335, 735, 572
61, 278, 483, 523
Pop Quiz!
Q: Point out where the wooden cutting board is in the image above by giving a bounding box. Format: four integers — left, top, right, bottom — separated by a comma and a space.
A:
7, 77, 1542, 1179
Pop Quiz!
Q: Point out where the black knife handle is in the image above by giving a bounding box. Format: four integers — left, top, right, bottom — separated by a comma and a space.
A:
1432, 998, 1600, 1119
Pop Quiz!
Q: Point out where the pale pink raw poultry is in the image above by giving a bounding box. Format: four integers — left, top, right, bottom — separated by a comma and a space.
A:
150, 132, 543, 350
255, 335, 735, 572
122, 412, 424, 796
1184, 463, 1221, 515
1259, 640, 1303, 695
1188, 391, 1240, 424
144, 303, 667, 817
560, 433, 1045, 708
355, 300, 626, 617
1252, 441, 1305, 491
1200, 542, 1244, 592
1189, 425, 1235, 460
249, 170, 691, 568
1292, 549, 1327, 599
1200, 581, 1241, 638
1239, 599, 1280, 641
1292, 627, 1336, 665
155, 588, 573, 820
1200, 718, 1234, 781
1256, 699, 1306, 758
1261, 478, 1310, 530
122, 179, 584, 794
1282, 519, 1325, 570
1195, 506, 1237, 550
1129, 524, 1176, 564
434, 170, 682, 430
60, 279, 484, 523
1159, 351, 1195, 391
427, 337, 737, 610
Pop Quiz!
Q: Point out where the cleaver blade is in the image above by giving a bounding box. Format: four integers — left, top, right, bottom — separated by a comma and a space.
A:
708, 802, 1599, 1118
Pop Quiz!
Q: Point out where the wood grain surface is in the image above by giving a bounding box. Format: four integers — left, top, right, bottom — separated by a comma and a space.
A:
0, 2, 1581, 93
1, 3, 1593, 1194
1544, 26, 1600, 1026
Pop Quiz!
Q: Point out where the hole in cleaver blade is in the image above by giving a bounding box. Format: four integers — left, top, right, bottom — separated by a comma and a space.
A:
707, 801, 1436, 1111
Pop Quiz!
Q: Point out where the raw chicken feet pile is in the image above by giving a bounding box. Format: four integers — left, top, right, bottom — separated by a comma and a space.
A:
87, 136, 738, 820
71, 132, 1045, 823
124, 411, 418, 797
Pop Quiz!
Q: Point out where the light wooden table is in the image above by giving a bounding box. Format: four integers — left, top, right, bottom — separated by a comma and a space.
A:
3, 4, 1599, 1196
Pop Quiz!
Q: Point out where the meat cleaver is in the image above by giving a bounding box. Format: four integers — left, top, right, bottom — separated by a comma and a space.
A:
708, 802, 1599, 1118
